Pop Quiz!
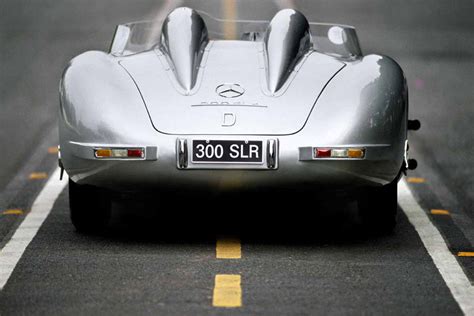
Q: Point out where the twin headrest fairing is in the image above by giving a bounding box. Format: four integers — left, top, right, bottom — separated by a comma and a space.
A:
160, 7, 209, 93
264, 9, 312, 93
160, 8, 312, 93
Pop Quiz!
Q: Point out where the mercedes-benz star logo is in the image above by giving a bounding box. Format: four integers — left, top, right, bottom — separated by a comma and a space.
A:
216, 84, 245, 98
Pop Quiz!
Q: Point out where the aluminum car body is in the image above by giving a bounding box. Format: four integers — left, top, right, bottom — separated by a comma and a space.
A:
59, 8, 408, 193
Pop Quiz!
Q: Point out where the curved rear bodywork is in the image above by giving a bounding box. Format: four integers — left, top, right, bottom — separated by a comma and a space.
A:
59, 8, 408, 194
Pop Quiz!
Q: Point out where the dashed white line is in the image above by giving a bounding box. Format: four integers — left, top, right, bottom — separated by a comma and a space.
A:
399, 179, 474, 315
0, 168, 66, 290
1, 167, 473, 316
269, 1, 474, 311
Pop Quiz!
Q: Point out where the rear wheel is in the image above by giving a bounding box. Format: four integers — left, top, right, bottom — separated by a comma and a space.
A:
69, 179, 111, 233
357, 179, 398, 235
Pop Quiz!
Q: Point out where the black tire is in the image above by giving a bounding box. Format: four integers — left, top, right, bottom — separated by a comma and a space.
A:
69, 179, 111, 233
357, 179, 398, 235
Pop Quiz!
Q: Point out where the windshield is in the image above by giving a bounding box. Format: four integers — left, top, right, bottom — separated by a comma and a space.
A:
110, 10, 362, 59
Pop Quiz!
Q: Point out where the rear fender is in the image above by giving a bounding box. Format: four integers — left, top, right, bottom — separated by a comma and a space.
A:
303, 54, 407, 163
59, 51, 156, 171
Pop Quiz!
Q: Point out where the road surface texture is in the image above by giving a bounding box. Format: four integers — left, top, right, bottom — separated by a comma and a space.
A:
0, 0, 473, 315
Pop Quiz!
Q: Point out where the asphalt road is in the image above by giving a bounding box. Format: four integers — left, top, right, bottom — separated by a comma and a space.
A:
0, 0, 473, 314
0, 191, 463, 315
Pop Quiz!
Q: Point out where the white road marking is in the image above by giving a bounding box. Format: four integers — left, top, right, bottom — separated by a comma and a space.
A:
399, 180, 474, 315
269, 2, 474, 310
0, 167, 472, 314
0, 168, 66, 290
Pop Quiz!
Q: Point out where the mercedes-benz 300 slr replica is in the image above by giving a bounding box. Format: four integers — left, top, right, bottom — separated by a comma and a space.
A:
59, 7, 418, 233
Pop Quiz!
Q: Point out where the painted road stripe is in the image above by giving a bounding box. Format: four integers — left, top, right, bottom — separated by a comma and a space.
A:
222, 0, 237, 40
145, 0, 183, 44
458, 252, 474, 257
2, 209, 24, 215
216, 237, 241, 259
47, 146, 59, 154
407, 177, 425, 183
29, 172, 48, 180
399, 180, 474, 315
274, 0, 296, 9
0, 168, 66, 290
431, 209, 450, 215
212, 274, 242, 308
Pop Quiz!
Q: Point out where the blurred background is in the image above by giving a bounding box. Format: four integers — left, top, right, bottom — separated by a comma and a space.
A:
0, 2, 473, 314
0, 0, 473, 216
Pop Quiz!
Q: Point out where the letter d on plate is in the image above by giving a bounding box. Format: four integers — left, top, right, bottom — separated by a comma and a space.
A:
222, 113, 236, 127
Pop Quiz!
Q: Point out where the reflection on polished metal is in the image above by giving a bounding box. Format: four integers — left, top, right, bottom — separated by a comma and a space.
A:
264, 9, 312, 93
160, 7, 209, 92
327, 26, 345, 45
177, 139, 188, 169
216, 84, 245, 98
110, 11, 362, 59
60, 8, 408, 190
267, 139, 277, 169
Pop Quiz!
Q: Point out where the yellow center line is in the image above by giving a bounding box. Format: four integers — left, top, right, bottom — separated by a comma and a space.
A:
407, 177, 425, 183
48, 146, 59, 154
431, 209, 450, 215
2, 209, 23, 215
29, 172, 48, 180
216, 237, 241, 259
457, 252, 474, 257
222, 0, 237, 40
212, 274, 242, 308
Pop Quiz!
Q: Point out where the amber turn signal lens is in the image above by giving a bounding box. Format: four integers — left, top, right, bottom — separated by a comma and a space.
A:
95, 148, 112, 158
347, 148, 365, 158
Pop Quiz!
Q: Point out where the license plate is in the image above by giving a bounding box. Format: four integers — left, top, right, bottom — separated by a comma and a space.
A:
192, 140, 263, 163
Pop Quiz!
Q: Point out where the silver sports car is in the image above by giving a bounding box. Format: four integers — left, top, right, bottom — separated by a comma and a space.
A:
59, 7, 419, 233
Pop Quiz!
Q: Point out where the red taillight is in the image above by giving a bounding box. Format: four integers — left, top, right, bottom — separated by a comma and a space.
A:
127, 149, 144, 158
315, 148, 331, 158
